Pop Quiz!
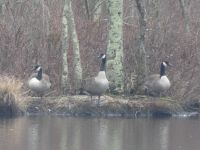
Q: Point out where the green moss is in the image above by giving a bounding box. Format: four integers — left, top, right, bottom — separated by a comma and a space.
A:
61, 0, 70, 94
107, 0, 124, 92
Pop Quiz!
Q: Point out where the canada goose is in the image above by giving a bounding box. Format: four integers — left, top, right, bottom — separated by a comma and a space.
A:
143, 61, 171, 96
28, 65, 51, 97
81, 53, 109, 105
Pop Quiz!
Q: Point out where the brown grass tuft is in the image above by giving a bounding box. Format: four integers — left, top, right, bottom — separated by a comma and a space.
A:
0, 75, 23, 95
0, 75, 25, 114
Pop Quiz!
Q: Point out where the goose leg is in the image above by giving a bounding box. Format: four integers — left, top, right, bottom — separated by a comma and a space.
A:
159, 92, 162, 98
97, 96, 100, 106
39, 94, 45, 112
90, 95, 92, 103
39, 94, 43, 102
41, 95, 46, 108
145, 88, 150, 97
40, 93, 47, 111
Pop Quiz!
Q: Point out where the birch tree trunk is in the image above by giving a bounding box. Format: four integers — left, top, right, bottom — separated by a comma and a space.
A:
135, 0, 147, 89
87, 0, 106, 21
62, 0, 82, 94
61, 0, 69, 94
107, 0, 124, 93
179, 0, 191, 33
67, 0, 82, 93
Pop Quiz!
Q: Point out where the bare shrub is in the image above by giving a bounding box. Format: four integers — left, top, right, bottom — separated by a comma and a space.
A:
0, 0, 200, 102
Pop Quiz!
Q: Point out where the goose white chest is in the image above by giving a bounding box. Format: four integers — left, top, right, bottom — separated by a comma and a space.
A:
95, 71, 109, 90
158, 76, 171, 90
28, 77, 49, 92
29, 78, 42, 87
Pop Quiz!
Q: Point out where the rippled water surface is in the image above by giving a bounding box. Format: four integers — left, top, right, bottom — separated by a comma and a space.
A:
0, 116, 199, 150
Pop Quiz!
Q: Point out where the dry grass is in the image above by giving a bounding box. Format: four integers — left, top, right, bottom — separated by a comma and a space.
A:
0, 75, 23, 95
0, 75, 193, 117
23, 95, 185, 117
0, 75, 25, 113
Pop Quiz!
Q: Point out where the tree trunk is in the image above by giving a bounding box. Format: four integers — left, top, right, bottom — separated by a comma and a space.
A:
61, 0, 70, 94
91, 0, 107, 21
84, 0, 90, 19
179, 0, 191, 33
64, 0, 83, 94
135, 0, 147, 89
106, 0, 124, 93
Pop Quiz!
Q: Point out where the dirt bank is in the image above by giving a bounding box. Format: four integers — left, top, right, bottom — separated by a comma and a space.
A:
18, 95, 198, 118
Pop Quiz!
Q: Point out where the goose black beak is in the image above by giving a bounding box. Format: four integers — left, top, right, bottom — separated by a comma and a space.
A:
31, 64, 40, 72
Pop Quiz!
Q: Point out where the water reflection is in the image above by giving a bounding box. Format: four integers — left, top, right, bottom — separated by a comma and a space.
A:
0, 117, 199, 150
28, 123, 39, 150
159, 120, 169, 150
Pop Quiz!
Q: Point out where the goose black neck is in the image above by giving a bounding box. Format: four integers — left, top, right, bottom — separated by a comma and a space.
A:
100, 58, 106, 71
160, 63, 166, 77
36, 68, 42, 80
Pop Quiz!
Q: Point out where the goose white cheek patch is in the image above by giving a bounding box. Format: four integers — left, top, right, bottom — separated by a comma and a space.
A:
163, 62, 167, 67
36, 67, 41, 72
102, 54, 106, 59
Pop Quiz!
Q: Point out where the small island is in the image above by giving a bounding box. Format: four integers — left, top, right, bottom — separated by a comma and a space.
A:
0, 75, 199, 118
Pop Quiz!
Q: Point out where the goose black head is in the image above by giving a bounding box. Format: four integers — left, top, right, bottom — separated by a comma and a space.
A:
98, 53, 106, 60
160, 61, 172, 77
34, 65, 42, 72
33, 65, 43, 80
162, 61, 173, 67
162, 61, 169, 67
98, 53, 107, 71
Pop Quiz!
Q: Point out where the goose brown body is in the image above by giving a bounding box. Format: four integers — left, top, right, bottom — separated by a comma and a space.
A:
82, 54, 109, 105
83, 71, 109, 96
28, 66, 51, 95
143, 61, 171, 96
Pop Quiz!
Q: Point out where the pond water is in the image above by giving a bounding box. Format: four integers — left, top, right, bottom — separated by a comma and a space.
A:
0, 116, 199, 150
